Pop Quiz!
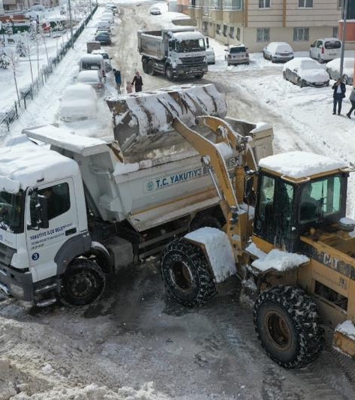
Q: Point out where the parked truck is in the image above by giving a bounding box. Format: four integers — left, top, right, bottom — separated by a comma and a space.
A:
0, 84, 273, 307
160, 115, 355, 369
137, 27, 208, 81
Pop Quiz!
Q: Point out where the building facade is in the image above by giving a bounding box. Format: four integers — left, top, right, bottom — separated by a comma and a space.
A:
187, 0, 350, 52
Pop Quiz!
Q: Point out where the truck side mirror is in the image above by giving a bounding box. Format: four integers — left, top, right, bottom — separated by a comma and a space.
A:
28, 190, 49, 230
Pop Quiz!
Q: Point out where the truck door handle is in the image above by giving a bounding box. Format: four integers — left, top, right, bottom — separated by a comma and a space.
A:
65, 228, 77, 236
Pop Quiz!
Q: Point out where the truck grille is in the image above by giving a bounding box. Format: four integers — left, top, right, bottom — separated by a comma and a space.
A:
0, 242, 16, 267
181, 56, 205, 66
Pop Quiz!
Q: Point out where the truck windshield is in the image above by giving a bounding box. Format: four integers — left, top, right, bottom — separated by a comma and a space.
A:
0, 191, 24, 233
176, 39, 205, 53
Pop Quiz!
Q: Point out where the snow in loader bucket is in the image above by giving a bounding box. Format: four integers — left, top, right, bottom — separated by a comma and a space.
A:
106, 84, 227, 160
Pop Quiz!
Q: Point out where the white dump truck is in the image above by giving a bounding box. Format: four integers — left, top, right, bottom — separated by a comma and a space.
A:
137, 27, 208, 80
0, 84, 273, 307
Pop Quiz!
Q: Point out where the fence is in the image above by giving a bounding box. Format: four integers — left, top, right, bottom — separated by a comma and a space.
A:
0, 6, 98, 136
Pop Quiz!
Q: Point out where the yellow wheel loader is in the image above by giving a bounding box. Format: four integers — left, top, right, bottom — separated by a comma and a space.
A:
160, 115, 355, 369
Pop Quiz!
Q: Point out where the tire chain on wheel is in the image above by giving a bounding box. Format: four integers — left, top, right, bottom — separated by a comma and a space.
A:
161, 238, 217, 307
253, 285, 324, 369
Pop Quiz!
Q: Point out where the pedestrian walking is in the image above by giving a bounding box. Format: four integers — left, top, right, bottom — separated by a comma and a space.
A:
126, 81, 133, 94
346, 87, 355, 119
113, 68, 121, 94
332, 78, 346, 115
132, 71, 143, 92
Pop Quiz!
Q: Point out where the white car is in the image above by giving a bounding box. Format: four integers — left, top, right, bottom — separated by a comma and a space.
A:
326, 57, 354, 85
150, 7, 161, 15
77, 70, 105, 92
263, 42, 294, 63
206, 46, 215, 64
283, 58, 330, 88
309, 38, 342, 63
60, 84, 97, 122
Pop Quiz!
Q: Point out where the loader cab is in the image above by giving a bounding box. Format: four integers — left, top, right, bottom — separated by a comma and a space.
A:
254, 170, 348, 252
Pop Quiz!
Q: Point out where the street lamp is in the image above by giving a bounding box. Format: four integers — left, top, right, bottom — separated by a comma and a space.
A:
68, 0, 74, 49
340, 0, 348, 78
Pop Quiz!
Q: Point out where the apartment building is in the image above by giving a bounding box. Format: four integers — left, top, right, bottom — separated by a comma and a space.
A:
187, 0, 353, 52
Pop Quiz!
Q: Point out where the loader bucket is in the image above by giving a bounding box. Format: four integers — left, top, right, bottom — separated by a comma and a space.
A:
106, 84, 227, 162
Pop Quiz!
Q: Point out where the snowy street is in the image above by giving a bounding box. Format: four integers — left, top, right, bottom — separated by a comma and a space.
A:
1, 1, 355, 399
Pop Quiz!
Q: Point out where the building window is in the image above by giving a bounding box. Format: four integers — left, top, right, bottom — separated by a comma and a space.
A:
257, 28, 270, 42
211, 0, 222, 9
236, 27, 240, 40
338, 0, 342, 7
229, 26, 235, 38
293, 27, 309, 41
333, 27, 338, 38
259, 0, 270, 8
202, 22, 208, 33
223, 25, 228, 37
298, 0, 313, 8
224, 0, 242, 10
216, 24, 221, 35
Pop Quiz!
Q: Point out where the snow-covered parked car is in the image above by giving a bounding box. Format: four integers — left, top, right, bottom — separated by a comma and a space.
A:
77, 70, 105, 92
263, 42, 294, 63
326, 57, 354, 85
283, 58, 330, 88
60, 84, 97, 122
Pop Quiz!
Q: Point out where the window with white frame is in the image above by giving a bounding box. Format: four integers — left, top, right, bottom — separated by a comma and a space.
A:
211, 0, 222, 9
223, 25, 228, 36
224, 0, 242, 10
236, 27, 240, 40
293, 27, 309, 41
259, 0, 270, 8
298, 0, 313, 8
257, 28, 270, 42
216, 24, 221, 34
333, 27, 338, 38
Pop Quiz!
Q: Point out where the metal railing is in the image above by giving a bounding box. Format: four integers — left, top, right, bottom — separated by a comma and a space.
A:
0, 6, 98, 136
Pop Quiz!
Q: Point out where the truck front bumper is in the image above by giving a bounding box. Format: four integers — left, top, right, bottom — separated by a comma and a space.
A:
176, 64, 208, 76
0, 264, 34, 301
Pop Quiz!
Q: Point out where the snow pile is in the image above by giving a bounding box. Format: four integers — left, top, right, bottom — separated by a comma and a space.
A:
251, 248, 309, 272
185, 227, 236, 282
335, 320, 355, 341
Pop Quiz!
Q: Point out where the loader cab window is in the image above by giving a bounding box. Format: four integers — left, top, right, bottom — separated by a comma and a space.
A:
255, 175, 295, 248
299, 176, 342, 224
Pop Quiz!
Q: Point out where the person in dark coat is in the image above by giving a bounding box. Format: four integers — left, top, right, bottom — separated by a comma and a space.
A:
132, 71, 143, 92
113, 68, 121, 93
346, 87, 355, 119
332, 78, 346, 115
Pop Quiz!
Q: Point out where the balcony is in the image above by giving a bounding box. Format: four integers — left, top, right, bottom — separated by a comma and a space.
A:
223, 10, 243, 24
209, 8, 223, 21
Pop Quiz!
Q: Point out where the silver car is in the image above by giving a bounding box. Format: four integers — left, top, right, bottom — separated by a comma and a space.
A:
225, 45, 249, 66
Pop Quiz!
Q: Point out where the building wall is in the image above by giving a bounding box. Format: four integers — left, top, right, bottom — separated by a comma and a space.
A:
189, 0, 345, 52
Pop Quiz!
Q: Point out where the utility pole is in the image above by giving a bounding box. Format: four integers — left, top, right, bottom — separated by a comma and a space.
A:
68, 0, 74, 49
340, 0, 348, 77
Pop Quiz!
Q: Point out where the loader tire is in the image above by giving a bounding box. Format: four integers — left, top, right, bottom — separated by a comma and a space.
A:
165, 66, 175, 81
190, 214, 222, 231
161, 238, 217, 307
148, 60, 156, 76
253, 286, 324, 369
59, 259, 106, 306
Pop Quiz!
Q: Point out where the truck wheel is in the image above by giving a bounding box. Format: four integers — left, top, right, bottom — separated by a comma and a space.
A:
59, 259, 106, 306
253, 286, 324, 369
195, 73, 204, 79
161, 238, 217, 307
147, 60, 156, 76
165, 66, 175, 81
142, 58, 148, 73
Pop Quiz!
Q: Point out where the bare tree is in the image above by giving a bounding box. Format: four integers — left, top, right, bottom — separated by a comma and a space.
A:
6, 48, 21, 104
19, 32, 35, 86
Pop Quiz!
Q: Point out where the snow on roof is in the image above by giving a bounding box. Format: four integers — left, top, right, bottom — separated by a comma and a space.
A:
259, 151, 347, 179
0, 137, 79, 193
185, 227, 236, 283
173, 31, 204, 41
80, 54, 104, 62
